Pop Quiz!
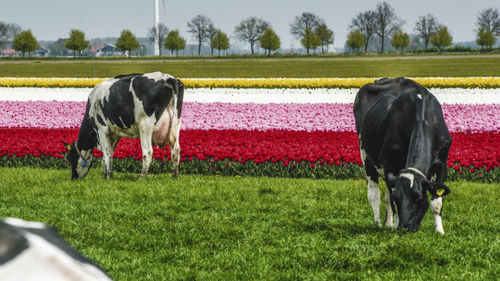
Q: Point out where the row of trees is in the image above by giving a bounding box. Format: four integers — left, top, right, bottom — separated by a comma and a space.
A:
346, 3, 499, 53
176, 13, 331, 56
179, 15, 282, 56
2, 4, 499, 57
154, 3, 498, 56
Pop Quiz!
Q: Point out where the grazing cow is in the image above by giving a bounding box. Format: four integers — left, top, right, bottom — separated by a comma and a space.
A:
66, 72, 184, 179
354, 77, 451, 233
0, 218, 111, 281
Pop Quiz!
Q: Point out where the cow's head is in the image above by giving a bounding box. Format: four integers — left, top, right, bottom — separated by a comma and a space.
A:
64, 142, 93, 180
387, 169, 450, 232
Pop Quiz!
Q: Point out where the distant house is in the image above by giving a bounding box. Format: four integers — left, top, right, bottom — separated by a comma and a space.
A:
34, 46, 50, 57
0, 49, 16, 56
88, 43, 119, 57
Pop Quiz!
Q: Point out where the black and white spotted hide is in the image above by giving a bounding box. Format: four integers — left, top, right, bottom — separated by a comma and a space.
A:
67, 72, 184, 179
0, 218, 111, 281
354, 78, 451, 234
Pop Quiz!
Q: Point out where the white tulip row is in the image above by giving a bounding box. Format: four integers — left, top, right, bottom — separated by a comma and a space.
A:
0, 87, 498, 104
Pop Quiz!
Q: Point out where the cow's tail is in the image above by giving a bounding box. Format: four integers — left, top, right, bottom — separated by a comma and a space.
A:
166, 77, 184, 120
175, 79, 184, 119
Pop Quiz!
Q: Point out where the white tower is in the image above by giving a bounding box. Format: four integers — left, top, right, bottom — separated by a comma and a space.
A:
154, 0, 160, 56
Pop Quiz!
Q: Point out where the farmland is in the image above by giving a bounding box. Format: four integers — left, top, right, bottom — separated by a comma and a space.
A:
0, 56, 499, 280
0, 55, 500, 78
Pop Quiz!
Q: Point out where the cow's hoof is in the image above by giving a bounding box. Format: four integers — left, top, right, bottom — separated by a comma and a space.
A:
172, 170, 179, 178
435, 228, 445, 235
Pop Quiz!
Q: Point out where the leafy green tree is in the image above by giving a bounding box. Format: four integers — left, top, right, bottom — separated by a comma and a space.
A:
346, 30, 366, 53
234, 17, 270, 55
301, 28, 321, 55
12, 30, 38, 57
115, 29, 140, 57
164, 30, 186, 56
391, 30, 410, 52
290, 12, 324, 54
260, 28, 280, 56
415, 14, 441, 50
476, 26, 496, 49
315, 23, 334, 53
211, 29, 230, 56
50, 38, 70, 56
64, 29, 89, 58
430, 26, 452, 53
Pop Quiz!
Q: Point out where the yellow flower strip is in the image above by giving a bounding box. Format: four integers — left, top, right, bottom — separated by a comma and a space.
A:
1, 77, 500, 88
0, 78, 107, 88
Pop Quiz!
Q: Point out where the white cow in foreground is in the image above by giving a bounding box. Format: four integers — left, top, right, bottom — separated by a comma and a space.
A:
0, 218, 111, 281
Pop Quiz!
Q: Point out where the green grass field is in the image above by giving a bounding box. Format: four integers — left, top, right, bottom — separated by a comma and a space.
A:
1, 56, 500, 78
1, 167, 498, 280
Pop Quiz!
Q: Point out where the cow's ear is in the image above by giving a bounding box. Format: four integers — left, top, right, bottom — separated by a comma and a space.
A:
427, 182, 450, 197
386, 172, 397, 187
176, 78, 184, 89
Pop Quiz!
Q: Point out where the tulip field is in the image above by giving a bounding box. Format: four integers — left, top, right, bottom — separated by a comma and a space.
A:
0, 79, 499, 181
1, 75, 499, 280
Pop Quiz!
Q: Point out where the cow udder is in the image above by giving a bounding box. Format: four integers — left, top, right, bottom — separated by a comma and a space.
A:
153, 111, 171, 147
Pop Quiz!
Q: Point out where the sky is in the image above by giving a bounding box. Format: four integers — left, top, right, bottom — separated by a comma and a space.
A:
1, 0, 498, 51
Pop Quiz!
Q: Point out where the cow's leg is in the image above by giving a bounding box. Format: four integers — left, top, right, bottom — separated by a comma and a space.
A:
429, 160, 448, 234
431, 197, 444, 234
361, 149, 381, 227
97, 132, 115, 179
169, 118, 181, 178
139, 126, 154, 178
384, 187, 398, 228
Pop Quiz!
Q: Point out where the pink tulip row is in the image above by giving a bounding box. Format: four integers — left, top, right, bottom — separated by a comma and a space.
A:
1, 100, 499, 133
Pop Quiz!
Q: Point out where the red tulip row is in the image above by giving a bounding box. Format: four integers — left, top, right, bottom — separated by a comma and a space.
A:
0, 128, 498, 181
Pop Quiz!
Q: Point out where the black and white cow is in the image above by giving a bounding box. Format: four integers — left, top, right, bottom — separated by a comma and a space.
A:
0, 218, 111, 280
354, 77, 451, 233
67, 72, 184, 179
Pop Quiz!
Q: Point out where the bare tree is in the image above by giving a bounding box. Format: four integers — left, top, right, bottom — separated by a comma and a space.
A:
0, 22, 8, 48
290, 12, 323, 38
415, 14, 441, 50
187, 14, 214, 55
290, 12, 324, 54
7, 23, 22, 41
477, 7, 500, 36
374, 2, 402, 53
147, 23, 169, 56
207, 23, 216, 55
234, 17, 270, 55
0, 22, 21, 49
351, 10, 377, 53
